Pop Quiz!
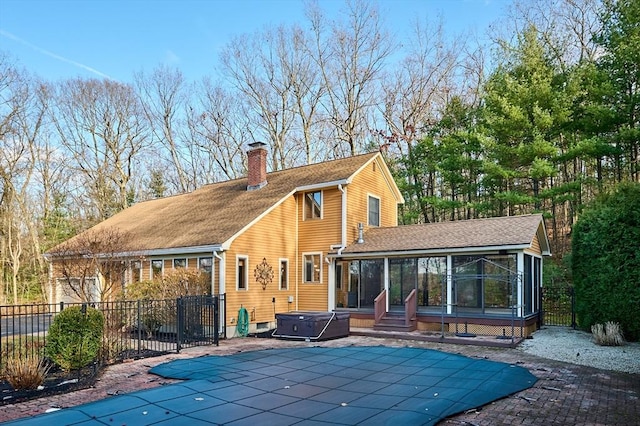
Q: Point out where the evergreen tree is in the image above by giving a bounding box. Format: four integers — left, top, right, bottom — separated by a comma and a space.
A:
571, 182, 640, 341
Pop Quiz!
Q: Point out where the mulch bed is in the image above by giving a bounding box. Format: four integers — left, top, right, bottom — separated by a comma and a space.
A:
1, 349, 166, 406
1, 364, 99, 406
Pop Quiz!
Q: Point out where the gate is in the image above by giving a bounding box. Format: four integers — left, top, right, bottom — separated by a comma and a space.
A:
175, 295, 221, 350
541, 284, 575, 327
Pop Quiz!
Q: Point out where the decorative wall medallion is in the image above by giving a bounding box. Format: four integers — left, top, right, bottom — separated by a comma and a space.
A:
254, 257, 274, 290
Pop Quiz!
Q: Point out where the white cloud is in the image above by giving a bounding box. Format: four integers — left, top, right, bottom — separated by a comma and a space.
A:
165, 50, 181, 64
0, 29, 111, 79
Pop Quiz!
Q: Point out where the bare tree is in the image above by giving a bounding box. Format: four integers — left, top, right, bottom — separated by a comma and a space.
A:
380, 18, 463, 156
52, 78, 149, 222
219, 26, 301, 170
135, 65, 192, 193
500, 0, 602, 69
48, 227, 132, 303
282, 24, 327, 164
306, 0, 393, 156
186, 79, 251, 183
0, 57, 52, 302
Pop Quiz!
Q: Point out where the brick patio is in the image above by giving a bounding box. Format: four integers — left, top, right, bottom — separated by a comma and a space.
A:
2, 334, 638, 425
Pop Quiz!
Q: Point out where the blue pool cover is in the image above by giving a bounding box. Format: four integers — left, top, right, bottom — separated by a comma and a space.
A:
7, 346, 537, 425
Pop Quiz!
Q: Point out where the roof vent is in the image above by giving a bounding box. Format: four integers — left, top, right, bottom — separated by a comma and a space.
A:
357, 222, 364, 244
247, 142, 267, 191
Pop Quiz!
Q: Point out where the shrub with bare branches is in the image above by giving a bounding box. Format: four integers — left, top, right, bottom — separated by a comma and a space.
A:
3, 356, 51, 391
591, 322, 625, 346
48, 226, 133, 303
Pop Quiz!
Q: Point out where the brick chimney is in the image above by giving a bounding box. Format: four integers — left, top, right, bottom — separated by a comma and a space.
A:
247, 142, 268, 190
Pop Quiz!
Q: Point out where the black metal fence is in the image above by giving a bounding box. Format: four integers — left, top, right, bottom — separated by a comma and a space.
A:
541, 284, 576, 327
0, 294, 226, 370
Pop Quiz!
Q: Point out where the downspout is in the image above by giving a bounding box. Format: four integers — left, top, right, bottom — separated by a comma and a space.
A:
211, 251, 217, 295
328, 184, 349, 311
214, 251, 225, 294
337, 184, 347, 256
295, 194, 299, 311
213, 251, 224, 336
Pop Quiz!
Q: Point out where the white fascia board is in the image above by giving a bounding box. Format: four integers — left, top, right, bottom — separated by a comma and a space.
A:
328, 244, 532, 259
295, 179, 351, 192
138, 245, 225, 257
536, 220, 552, 256
46, 245, 225, 260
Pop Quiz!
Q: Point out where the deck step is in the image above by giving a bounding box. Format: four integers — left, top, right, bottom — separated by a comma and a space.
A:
374, 315, 417, 332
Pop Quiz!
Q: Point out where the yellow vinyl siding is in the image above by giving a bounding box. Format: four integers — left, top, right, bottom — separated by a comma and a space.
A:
531, 234, 541, 254
525, 234, 542, 257
346, 158, 399, 243
297, 188, 343, 311
225, 196, 298, 326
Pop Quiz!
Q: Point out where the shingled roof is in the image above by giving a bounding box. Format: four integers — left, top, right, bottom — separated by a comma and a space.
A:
51, 152, 381, 254
340, 214, 549, 256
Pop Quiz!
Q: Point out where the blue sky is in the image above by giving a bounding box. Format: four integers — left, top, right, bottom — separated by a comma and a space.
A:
0, 0, 510, 83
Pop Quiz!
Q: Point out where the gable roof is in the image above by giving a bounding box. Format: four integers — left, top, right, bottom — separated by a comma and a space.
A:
50, 152, 397, 255
339, 214, 550, 256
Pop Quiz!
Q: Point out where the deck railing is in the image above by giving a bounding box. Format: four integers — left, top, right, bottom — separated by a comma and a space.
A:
404, 289, 417, 327
374, 289, 387, 324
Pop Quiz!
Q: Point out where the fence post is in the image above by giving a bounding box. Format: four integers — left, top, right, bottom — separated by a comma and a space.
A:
176, 297, 183, 352
214, 296, 219, 346
136, 300, 142, 355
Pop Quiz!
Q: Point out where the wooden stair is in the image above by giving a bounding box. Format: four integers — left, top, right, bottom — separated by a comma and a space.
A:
374, 313, 417, 332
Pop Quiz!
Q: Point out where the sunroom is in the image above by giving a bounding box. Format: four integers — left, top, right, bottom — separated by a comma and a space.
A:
328, 215, 551, 338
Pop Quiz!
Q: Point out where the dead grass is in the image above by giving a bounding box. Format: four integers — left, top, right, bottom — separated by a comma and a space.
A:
591, 321, 625, 346
3, 356, 51, 391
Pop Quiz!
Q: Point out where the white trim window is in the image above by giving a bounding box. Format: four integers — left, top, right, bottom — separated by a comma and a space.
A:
198, 257, 212, 273
368, 194, 380, 227
151, 259, 163, 279
131, 260, 143, 283
173, 258, 187, 269
237, 255, 249, 290
303, 253, 322, 283
279, 259, 289, 290
304, 190, 322, 220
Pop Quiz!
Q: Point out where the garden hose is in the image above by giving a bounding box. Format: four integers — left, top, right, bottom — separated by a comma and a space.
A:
237, 306, 249, 337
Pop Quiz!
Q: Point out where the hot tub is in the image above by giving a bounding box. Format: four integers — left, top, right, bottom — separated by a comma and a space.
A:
273, 311, 350, 341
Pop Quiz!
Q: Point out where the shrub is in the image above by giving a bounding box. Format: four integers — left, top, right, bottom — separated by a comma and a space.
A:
46, 305, 104, 371
592, 322, 625, 346
126, 269, 210, 300
572, 182, 640, 341
3, 356, 51, 390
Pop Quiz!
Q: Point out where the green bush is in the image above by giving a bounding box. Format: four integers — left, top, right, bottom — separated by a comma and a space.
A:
572, 182, 640, 341
46, 305, 104, 371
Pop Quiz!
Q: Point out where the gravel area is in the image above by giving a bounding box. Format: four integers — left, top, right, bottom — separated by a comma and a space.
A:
517, 325, 640, 374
